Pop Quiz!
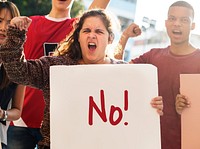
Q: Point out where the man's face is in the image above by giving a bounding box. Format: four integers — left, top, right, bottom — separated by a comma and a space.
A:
165, 6, 195, 45
52, 0, 74, 11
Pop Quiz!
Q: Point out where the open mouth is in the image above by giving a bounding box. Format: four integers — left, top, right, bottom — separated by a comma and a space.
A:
172, 30, 182, 35
88, 42, 97, 51
0, 34, 6, 39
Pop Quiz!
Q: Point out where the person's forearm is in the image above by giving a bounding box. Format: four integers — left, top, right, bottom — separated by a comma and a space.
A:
0, 26, 45, 90
89, 0, 110, 9
114, 23, 142, 60
114, 33, 129, 60
0, 26, 25, 63
7, 85, 25, 121
6, 109, 21, 121
0, 107, 21, 121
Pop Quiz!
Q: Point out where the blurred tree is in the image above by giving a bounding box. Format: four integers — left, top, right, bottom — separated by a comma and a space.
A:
10, 0, 85, 17
10, 0, 51, 16
71, 0, 85, 18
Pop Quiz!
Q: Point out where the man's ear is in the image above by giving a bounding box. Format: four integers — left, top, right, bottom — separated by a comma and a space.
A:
108, 33, 114, 44
191, 22, 195, 30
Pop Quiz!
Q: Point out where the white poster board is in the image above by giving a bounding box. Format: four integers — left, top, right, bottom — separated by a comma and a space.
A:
50, 64, 161, 149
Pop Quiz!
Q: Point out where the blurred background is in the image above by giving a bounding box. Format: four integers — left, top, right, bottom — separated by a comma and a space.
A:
11, 0, 200, 62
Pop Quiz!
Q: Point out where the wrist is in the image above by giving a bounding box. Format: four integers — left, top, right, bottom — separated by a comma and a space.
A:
122, 32, 129, 39
0, 110, 8, 121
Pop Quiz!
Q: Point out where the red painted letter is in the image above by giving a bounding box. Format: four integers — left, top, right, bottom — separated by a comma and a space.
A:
88, 90, 107, 125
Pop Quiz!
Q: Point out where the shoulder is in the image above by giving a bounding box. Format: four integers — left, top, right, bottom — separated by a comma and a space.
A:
39, 55, 77, 65
195, 49, 200, 54
110, 58, 127, 64
149, 46, 169, 54
139, 47, 169, 59
28, 16, 46, 29
130, 46, 169, 63
29, 15, 45, 21
192, 49, 200, 58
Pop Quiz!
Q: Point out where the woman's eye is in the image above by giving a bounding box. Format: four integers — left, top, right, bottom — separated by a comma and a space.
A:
96, 29, 104, 34
82, 29, 90, 33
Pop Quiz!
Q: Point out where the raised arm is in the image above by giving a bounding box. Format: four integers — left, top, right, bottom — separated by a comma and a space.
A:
114, 23, 141, 60
0, 17, 48, 89
89, 0, 110, 9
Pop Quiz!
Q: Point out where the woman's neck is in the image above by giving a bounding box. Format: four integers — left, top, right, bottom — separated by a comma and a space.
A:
79, 57, 111, 65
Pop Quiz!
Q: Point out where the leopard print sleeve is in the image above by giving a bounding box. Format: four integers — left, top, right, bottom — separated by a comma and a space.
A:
0, 25, 26, 63
0, 26, 43, 89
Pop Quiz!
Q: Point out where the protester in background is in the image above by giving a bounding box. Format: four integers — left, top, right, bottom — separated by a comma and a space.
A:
0, 9, 163, 148
7, 0, 110, 149
0, 1, 25, 148
115, 1, 200, 149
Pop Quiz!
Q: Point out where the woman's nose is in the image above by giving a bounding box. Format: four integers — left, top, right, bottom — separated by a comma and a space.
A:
0, 22, 7, 32
88, 32, 96, 39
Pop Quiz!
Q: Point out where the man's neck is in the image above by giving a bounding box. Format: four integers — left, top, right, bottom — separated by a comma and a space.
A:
170, 42, 196, 55
48, 9, 70, 18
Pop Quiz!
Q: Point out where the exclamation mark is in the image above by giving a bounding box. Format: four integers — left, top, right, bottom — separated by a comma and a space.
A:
124, 90, 128, 126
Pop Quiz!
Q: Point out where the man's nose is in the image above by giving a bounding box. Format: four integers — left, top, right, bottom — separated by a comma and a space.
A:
173, 18, 183, 26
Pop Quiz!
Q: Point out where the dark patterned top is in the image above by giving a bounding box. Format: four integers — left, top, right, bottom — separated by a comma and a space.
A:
0, 26, 127, 147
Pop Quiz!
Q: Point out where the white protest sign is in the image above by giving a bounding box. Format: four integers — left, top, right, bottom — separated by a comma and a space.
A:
50, 64, 161, 149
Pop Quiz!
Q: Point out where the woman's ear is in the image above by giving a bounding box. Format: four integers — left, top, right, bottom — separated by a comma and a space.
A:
108, 33, 114, 44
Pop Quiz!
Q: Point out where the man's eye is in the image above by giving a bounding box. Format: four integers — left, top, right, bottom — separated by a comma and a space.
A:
168, 17, 175, 21
181, 18, 190, 23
